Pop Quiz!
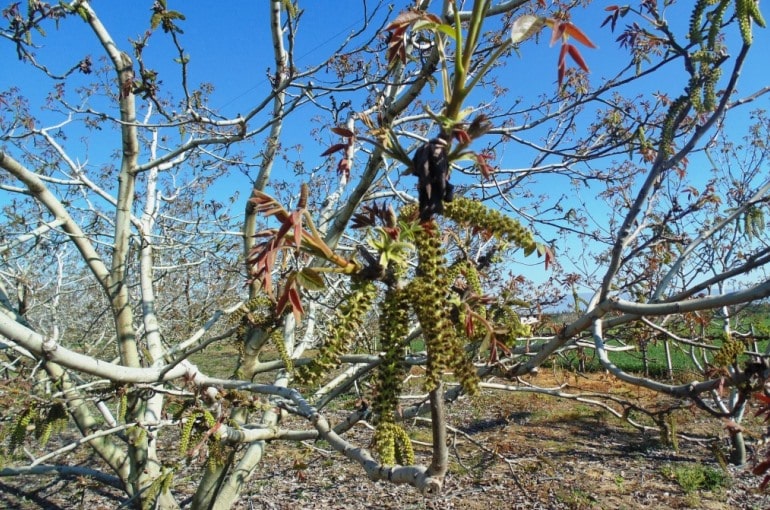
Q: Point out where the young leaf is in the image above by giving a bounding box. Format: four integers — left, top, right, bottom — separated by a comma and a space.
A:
428, 22, 458, 41
511, 15, 545, 44
331, 126, 355, 137
385, 9, 423, 32
288, 287, 304, 321
296, 268, 326, 291
563, 22, 597, 48
321, 143, 348, 157
566, 43, 589, 72
557, 44, 568, 85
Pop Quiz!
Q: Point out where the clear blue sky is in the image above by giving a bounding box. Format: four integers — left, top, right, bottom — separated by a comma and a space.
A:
4, 1, 768, 169
2, 1, 769, 296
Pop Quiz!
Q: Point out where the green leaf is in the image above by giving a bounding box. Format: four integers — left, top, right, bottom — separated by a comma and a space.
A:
412, 21, 457, 41
150, 13, 162, 30
295, 268, 325, 291
523, 243, 536, 257
166, 10, 186, 21
432, 23, 458, 40
76, 5, 89, 22
281, 0, 298, 18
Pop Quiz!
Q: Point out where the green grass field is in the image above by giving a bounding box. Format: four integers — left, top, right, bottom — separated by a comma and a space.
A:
191, 302, 770, 380
548, 337, 769, 378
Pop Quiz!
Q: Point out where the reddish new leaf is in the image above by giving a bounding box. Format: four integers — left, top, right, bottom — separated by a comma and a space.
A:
563, 22, 597, 48
351, 201, 392, 229
549, 22, 566, 47
288, 286, 304, 321
276, 284, 290, 317
566, 43, 589, 72
557, 44, 568, 85
467, 114, 493, 139
383, 226, 400, 240
291, 210, 303, 251
321, 143, 348, 157
537, 243, 555, 271
331, 126, 355, 137
338, 158, 350, 179
465, 313, 475, 337
386, 26, 408, 65
453, 128, 471, 145
276, 278, 304, 321
602, 6, 620, 32
475, 152, 496, 180
384, 9, 442, 66
488, 337, 512, 364
384, 9, 423, 32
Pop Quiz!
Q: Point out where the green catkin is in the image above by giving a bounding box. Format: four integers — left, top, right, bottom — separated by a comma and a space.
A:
160, 468, 174, 493
747, 0, 767, 27
372, 286, 410, 423
735, 0, 766, 45
702, 68, 721, 112
206, 436, 227, 470
142, 479, 161, 510
493, 305, 532, 345
178, 410, 201, 456
737, 0, 752, 44
462, 261, 483, 296
707, 0, 731, 49
689, 0, 709, 43
118, 388, 128, 423
443, 198, 536, 253
36, 421, 53, 448
269, 327, 294, 372
8, 406, 37, 454
141, 468, 174, 510
686, 0, 730, 113
373, 422, 396, 465
393, 423, 415, 465
36, 403, 67, 447
445, 260, 464, 287
712, 335, 744, 367
202, 409, 216, 428
411, 224, 479, 394
231, 294, 275, 343
142, 474, 164, 510
659, 96, 689, 157
744, 206, 765, 238
295, 280, 378, 385
461, 260, 490, 321
374, 421, 414, 465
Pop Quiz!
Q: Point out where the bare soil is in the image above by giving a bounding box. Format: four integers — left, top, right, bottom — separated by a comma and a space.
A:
3, 372, 770, 509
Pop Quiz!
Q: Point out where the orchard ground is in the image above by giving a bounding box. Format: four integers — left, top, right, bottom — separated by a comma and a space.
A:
2, 369, 770, 510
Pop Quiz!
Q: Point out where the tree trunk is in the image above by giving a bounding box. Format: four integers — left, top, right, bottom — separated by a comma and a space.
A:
729, 431, 747, 465
664, 339, 673, 380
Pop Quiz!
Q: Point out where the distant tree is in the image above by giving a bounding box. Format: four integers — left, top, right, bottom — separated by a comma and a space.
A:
1, 1, 769, 508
